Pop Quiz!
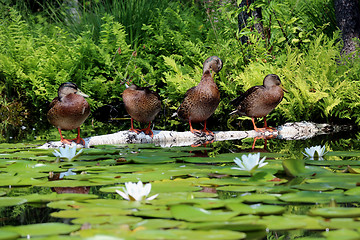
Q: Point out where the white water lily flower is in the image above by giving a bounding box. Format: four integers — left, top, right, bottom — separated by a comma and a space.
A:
303, 145, 327, 160
53, 145, 83, 161
116, 181, 158, 201
231, 152, 268, 172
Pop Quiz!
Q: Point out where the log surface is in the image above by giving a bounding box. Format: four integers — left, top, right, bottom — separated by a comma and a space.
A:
39, 121, 350, 149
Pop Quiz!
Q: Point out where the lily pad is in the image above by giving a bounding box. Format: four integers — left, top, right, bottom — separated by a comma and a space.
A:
0, 230, 19, 240
309, 207, 360, 218
0, 197, 26, 207
1, 223, 80, 237
240, 193, 281, 203
282, 158, 306, 177
280, 191, 360, 204
345, 187, 360, 196
322, 229, 360, 240
72, 215, 143, 225
318, 218, 360, 229
170, 205, 238, 222
132, 219, 185, 230
226, 203, 285, 215
51, 208, 133, 218
133, 229, 246, 240
187, 220, 265, 232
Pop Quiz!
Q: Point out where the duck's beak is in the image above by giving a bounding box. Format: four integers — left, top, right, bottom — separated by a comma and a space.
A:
280, 84, 288, 93
76, 90, 89, 98
211, 69, 217, 78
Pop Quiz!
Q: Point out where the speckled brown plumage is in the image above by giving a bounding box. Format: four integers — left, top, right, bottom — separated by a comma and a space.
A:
122, 84, 161, 137
47, 82, 90, 145
177, 56, 223, 136
230, 74, 287, 132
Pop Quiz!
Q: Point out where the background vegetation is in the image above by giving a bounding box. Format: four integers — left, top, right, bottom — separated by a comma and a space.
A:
1, 0, 360, 142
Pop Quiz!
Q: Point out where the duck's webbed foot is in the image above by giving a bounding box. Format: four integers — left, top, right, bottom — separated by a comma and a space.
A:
129, 128, 143, 135
71, 137, 86, 146
141, 127, 154, 138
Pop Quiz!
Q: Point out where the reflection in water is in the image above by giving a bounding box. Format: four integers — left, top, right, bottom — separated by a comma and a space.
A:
189, 143, 210, 157
251, 134, 277, 151
49, 171, 90, 194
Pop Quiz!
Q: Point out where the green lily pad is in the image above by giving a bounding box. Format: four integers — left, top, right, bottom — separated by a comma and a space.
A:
309, 207, 360, 218
305, 160, 360, 166
133, 229, 246, 240
133, 208, 173, 219
151, 179, 202, 193
36, 180, 101, 187
132, 219, 185, 230
322, 229, 360, 240
258, 215, 309, 230
216, 185, 257, 192
72, 215, 143, 225
24, 193, 98, 203
344, 187, 360, 196
318, 218, 360, 229
292, 182, 335, 191
226, 203, 285, 215
0, 197, 27, 207
241, 193, 281, 203
0, 230, 19, 240
282, 158, 306, 177
280, 191, 360, 204
187, 220, 265, 232
170, 205, 238, 222
51, 207, 133, 218
1, 223, 80, 237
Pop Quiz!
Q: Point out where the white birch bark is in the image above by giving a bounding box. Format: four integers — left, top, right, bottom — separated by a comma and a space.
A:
39, 121, 348, 149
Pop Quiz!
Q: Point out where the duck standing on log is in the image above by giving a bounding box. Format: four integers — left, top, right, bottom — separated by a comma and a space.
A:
177, 56, 223, 136
230, 74, 288, 132
47, 82, 90, 145
122, 84, 162, 138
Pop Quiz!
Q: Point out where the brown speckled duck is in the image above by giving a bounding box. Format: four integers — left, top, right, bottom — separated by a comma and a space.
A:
122, 84, 162, 138
230, 74, 287, 132
47, 82, 90, 145
177, 56, 223, 136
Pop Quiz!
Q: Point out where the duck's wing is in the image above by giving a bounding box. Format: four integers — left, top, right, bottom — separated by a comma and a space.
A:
184, 86, 196, 97
230, 86, 261, 106
143, 86, 161, 100
48, 97, 60, 109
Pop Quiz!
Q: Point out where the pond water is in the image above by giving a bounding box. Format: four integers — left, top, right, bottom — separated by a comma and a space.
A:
1, 126, 360, 240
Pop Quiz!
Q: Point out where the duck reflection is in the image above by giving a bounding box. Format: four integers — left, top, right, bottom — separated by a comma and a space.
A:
248, 134, 277, 151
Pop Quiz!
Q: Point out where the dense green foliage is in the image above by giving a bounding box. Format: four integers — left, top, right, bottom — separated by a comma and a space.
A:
1, 0, 360, 136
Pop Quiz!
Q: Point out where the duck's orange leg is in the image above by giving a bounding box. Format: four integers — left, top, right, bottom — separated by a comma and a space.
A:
201, 120, 214, 136
58, 128, 72, 145
189, 120, 203, 136
141, 122, 154, 138
251, 117, 263, 132
263, 117, 277, 132
251, 137, 268, 150
71, 127, 86, 145
129, 118, 142, 134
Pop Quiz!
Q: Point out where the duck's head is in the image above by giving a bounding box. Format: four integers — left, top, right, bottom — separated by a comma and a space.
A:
263, 74, 288, 92
203, 56, 223, 76
58, 82, 89, 99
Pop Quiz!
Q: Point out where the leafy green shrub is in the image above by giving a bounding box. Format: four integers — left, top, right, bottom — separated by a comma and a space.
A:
0, 7, 132, 113
2, 0, 360, 135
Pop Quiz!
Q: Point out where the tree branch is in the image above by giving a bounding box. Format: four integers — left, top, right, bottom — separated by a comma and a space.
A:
39, 121, 349, 149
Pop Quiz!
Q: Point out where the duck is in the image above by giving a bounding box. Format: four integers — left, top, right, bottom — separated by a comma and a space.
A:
122, 84, 162, 138
47, 82, 90, 145
230, 74, 287, 132
177, 56, 223, 136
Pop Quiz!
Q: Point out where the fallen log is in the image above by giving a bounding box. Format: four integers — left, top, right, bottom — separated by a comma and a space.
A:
39, 121, 351, 149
